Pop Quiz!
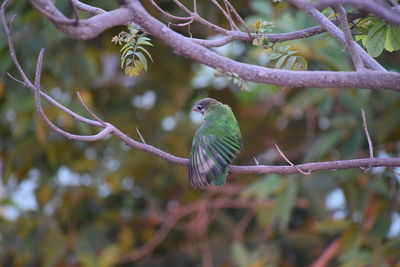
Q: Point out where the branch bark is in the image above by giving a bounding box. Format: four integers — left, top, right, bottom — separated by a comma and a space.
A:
314, 0, 400, 26
125, 0, 400, 91
288, 0, 384, 71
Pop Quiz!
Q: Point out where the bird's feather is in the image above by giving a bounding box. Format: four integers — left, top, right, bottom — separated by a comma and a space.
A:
189, 103, 242, 189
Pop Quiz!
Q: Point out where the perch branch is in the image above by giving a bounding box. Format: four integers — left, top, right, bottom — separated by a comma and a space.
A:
274, 144, 311, 175
2, 0, 400, 178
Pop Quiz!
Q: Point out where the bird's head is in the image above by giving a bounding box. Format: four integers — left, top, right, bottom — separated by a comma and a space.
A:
192, 98, 221, 115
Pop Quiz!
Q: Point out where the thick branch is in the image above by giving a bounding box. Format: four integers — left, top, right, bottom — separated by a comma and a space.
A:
126, 1, 400, 91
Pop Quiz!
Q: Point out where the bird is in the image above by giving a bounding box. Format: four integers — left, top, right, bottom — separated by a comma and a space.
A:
189, 98, 242, 189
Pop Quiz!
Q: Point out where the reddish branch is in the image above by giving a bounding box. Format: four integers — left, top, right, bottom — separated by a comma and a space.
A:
118, 185, 302, 263
310, 239, 340, 267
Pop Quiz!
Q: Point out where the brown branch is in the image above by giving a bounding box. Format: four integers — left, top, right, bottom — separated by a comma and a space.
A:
233, 208, 255, 242
118, 195, 276, 263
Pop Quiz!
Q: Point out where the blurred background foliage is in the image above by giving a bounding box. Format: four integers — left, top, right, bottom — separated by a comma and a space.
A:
0, 0, 400, 266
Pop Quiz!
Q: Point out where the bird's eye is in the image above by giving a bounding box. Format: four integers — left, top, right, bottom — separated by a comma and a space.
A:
200, 108, 206, 113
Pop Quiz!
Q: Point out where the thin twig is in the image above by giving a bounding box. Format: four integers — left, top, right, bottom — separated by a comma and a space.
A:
223, 0, 252, 38
360, 108, 374, 172
169, 18, 193, 27
7, 72, 27, 86
136, 127, 147, 144
76, 91, 107, 127
335, 4, 364, 71
253, 156, 259, 166
149, 0, 192, 21
211, 0, 239, 31
274, 144, 311, 175
69, 0, 80, 26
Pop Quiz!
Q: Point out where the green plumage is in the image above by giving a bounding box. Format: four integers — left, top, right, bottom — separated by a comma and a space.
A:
189, 98, 242, 189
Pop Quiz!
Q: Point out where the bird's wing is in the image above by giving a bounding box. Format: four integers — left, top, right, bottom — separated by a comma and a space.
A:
189, 134, 242, 189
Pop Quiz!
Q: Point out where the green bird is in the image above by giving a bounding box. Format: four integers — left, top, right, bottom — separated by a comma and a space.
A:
189, 98, 242, 189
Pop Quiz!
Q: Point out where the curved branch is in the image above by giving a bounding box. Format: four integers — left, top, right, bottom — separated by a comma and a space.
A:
70, 0, 106, 15
29, 0, 133, 40
126, 1, 400, 90
3, 0, 400, 180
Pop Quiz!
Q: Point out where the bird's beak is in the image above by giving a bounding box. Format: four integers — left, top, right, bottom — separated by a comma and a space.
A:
192, 105, 200, 112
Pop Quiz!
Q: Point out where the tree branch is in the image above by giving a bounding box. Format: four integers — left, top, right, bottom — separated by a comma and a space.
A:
314, 0, 400, 26
125, 0, 400, 91
334, 4, 364, 71
2, 0, 400, 183
70, 0, 105, 15
288, 0, 385, 71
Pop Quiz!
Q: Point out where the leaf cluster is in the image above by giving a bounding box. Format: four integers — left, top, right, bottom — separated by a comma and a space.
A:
353, 16, 400, 57
265, 45, 308, 71
111, 24, 153, 77
214, 68, 249, 91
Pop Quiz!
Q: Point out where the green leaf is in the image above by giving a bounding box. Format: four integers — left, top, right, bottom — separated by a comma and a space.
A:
241, 175, 285, 199
384, 25, 400, 52
278, 46, 290, 53
136, 52, 148, 71
120, 42, 134, 53
136, 39, 153, 47
275, 180, 297, 231
231, 242, 250, 267
137, 46, 153, 62
366, 22, 386, 57
121, 49, 134, 61
266, 52, 282, 60
292, 56, 307, 71
305, 130, 344, 161
285, 56, 297, 70
275, 55, 287, 68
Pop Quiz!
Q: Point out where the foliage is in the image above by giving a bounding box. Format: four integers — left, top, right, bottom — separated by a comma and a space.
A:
111, 24, 153, 77
1, 1, 400, 266
251, 20, 307, 71
214, 68, 249, 91
353, 16, 400, 57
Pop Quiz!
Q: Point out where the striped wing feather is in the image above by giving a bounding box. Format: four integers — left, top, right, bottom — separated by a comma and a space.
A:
189, 134, 242, 189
